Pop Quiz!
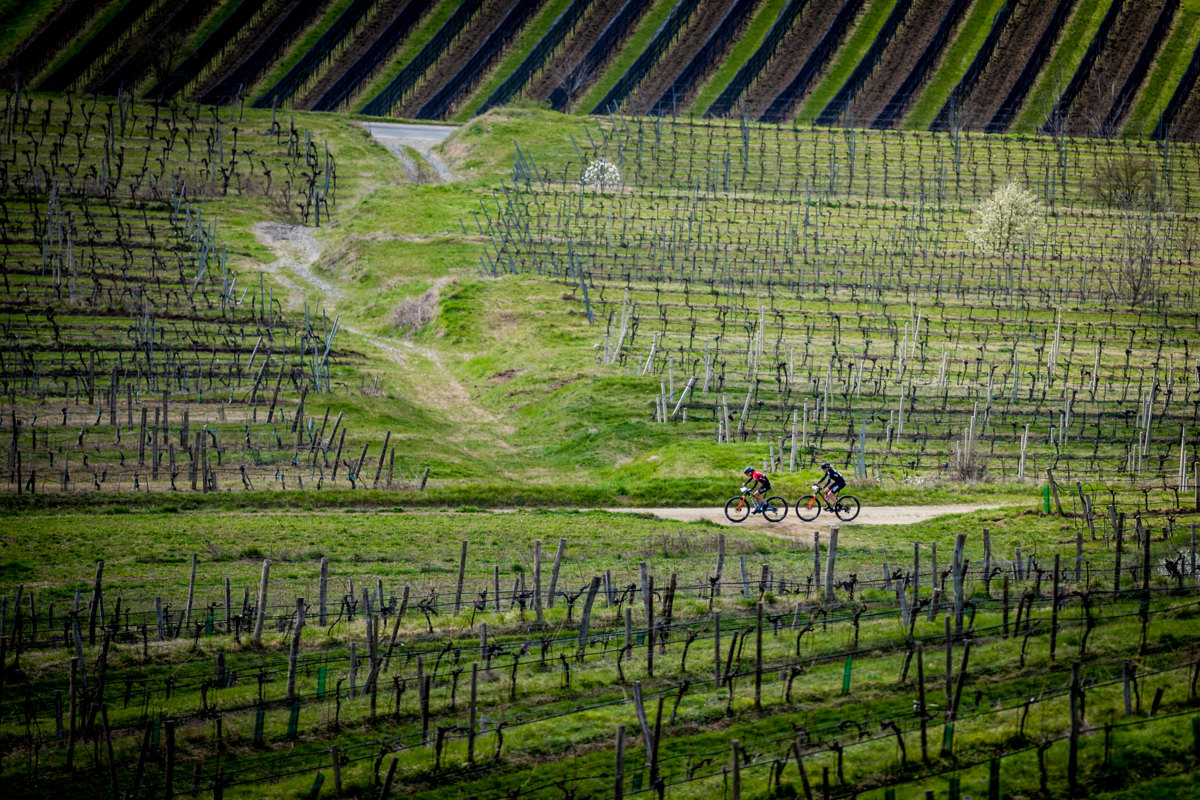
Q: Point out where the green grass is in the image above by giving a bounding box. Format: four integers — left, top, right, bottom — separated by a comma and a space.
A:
903, 0, 1010, 130
797, 0, 898, 123
248, 0, 360, 102
686, 0, 793, 115
451, 0, 577, 122
575, 0, 686, 113
349, 0, 465, 115
1121, 0, 1200, 137
1011, 0, 1112, 133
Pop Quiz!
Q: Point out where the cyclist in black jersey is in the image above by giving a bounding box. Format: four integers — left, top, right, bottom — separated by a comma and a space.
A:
816, 462, 846, 510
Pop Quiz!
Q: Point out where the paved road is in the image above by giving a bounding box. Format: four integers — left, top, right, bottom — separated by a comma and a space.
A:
363, 122, 457, 181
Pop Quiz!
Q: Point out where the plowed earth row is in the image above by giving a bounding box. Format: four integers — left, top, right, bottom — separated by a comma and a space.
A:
629, 0, 739, 113
527, 0, 645, 105
740, 0, 850, 121
88, 0, 219, 96
1062, 0, 1168, 136
844, 0, 948, 124
295, 0, 417, 110
1168, 69, 1200, 140
189, 0, 311, 102
394, 0, 527, 118
953, 0, 1069, 130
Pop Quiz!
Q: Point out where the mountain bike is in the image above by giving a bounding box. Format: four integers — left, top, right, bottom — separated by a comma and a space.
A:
725, 487, 788, 523
794, 485, 861, 522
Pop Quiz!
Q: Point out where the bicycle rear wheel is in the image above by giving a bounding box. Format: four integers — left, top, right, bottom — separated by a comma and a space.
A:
724, 496, 750, 522
795, 495, 822, 522
835, 495, 861, 522
762, 496, 788, 523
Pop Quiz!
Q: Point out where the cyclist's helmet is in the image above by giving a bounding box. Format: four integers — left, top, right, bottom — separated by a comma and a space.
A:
743, 466, 754, 475
820, 462, 831, 469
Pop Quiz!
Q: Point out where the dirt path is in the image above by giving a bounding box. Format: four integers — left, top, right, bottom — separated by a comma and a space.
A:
602, 503, 1018, 539
252, 221, 512, 435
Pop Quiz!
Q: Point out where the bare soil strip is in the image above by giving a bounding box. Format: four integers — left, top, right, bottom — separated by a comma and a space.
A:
955, 0, 1065, 130
739, 0, 846, 120
1063, 0, 1168, 136
603, 502, 1017, 533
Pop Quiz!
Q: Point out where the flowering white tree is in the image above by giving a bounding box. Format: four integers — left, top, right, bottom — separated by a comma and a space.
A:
581, 159, 621, 191
967, 182, 1040, 255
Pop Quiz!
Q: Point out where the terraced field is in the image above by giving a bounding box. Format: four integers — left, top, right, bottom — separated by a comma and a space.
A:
5, 0, 1200, 138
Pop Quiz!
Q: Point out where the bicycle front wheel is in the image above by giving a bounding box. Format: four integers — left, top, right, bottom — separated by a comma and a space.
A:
762, 496, 788, 523
724, 496, 750, 523
795, 495, 822, 522
835, 495, 861, 522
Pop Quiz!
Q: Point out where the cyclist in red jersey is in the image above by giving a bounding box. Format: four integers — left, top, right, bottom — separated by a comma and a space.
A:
742, 466, 771, 514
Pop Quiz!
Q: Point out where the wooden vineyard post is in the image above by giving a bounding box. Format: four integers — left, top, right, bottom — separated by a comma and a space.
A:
1050, 554, 1060, 662
1141, 515, 1152, 594
614, 724, 626, 800
953, 533, 966, 635
1002, 576, 1010, 637
88, 560, 103, 645
547, 538, 565, 607
731, 739, 741, 800
454, 541, 467, 615
813, 532, 821, 596
468, 664, 478, 763
713, 612, 721, 686
754, 602, 763, 710
493, 566, 500, 612
319, 557, 328, 626
824, 527, 839, 602
916, 643, 927, 761
645, 574, 655, 678
287, 598, 305, 699
66, 657, 77, 770
913, 542, 920, 609
1047, 469, 1064, 516
1115, 513, 1125, 593
252, 560, 270, 646
534, 539, 544, 625
983, 529, 992, 597
372, 431, 390, 488
577, 576, 601, 662
165, 719, 176, 800
714, 533, 725, 596
1068, 661, 1082, 794
184, 554, 197, 629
